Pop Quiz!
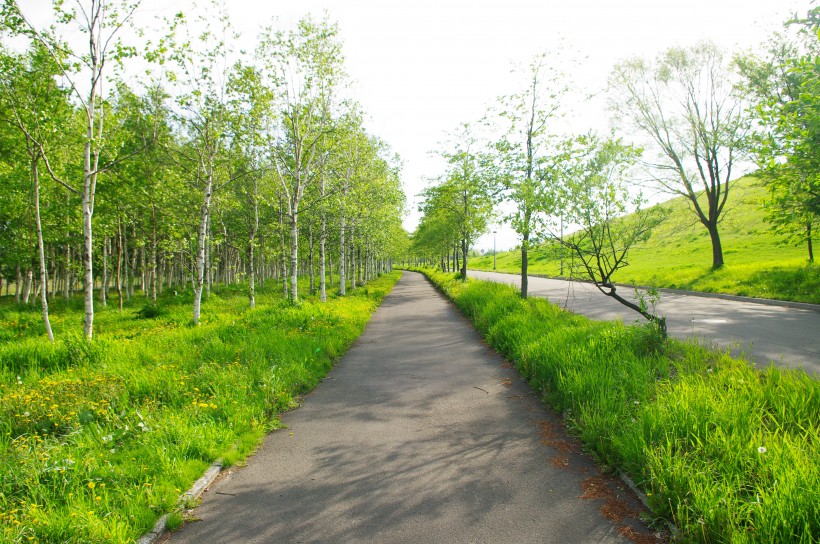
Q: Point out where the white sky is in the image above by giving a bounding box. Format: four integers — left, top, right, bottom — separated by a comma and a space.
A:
19, 0, 817, 250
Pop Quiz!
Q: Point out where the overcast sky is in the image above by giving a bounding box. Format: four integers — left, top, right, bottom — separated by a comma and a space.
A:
21, 0, 817, 250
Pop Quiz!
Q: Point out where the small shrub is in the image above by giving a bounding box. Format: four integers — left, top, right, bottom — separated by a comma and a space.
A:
135, 304, 165, 319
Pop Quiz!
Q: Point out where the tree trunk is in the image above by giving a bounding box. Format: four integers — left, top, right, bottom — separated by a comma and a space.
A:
807, 222, 814, 264
339, 208, 346, 296
101, 235, 108, 306
50, 248, 58, 300
320, 178, 327, 303
22, 268, 33, 305
604, 282, 667, 336
205, 212, 212, 298
350, 221, 356, 292
308, 223, 315, 295
104, 239, 112, 303
280, 197, 288, 299
707, 221, 724, 270
129, 223, 137, 298
357, 246, 362, 285
123, 223, 131, 301
116, 217, 123, 311
192, 171, 213, 325
248, 178, 258, 309
140, 244, 146, 293
460, 237, 468, 280
15, 265, 22, 304
521, 232, 529, 299
328, 252, 334, 287
32, 159, 54, 342
82, 136, 97, 338
290, 207, 299, 303
150, 205, 158, 304
259, 234, 265, 288
248, 237, 256, 309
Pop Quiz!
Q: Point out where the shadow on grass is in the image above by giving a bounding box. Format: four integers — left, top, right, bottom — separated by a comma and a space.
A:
668, 263, 818, 304
745, 264, 819, 304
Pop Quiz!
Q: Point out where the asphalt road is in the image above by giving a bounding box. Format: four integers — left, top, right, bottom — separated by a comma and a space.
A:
469, 270, 820, 376
168, 271, 660, 544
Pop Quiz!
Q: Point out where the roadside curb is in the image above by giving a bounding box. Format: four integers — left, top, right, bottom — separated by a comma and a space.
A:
619, 472, 679, 540
472, 270, 820, 313
135, 460, 223, 544
656, 286, 819, 312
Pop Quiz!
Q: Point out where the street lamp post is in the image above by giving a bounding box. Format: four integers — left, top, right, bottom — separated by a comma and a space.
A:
493, 230, 497, 270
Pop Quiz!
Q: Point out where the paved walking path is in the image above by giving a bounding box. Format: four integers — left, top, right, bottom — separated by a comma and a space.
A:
168, 271, 658, 543
470, 270, 820, 376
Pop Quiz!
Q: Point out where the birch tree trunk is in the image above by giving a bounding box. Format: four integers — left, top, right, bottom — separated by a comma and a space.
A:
15, 266, 22, 304
339, 208, 346, 296
350, 221, 356, 292
103, 239, 111, 302
81, 104, 100, 337
150, 204, 158, 304
279, 197, 288, 299
308, 223, 315, 295
205, 212, 211, 297
123, 224, 131, 301
101, 235, 108, 306
81, 63, 103, 338
192, 170, 213, 325
32, 159, 54, 342
289, 206, 299, 303
64, 242, 70, 300
22, 268, 33, 304
319, 175, 327, 302
248, 179, 258, 309
116, 217, 123, 311
129, 223, 137, 298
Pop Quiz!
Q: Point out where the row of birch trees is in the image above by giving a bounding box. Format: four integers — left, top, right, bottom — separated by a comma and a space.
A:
0, 1, 407, 341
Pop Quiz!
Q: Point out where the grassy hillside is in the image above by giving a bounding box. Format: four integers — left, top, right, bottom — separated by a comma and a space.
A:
471, 176, 819, 304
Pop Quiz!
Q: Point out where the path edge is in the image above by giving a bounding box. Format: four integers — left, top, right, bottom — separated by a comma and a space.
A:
470, 269, 820, 312
135, 460, 223, 544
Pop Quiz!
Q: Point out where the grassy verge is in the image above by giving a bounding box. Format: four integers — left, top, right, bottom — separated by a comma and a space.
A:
412, 267, 819, 543
0, 273, 401, 543
470, 176, 819, 304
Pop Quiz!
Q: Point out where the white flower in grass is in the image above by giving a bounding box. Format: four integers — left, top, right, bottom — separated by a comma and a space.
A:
758, 446, 767, 454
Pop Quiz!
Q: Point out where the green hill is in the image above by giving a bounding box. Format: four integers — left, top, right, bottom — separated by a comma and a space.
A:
470, 176, 819, 304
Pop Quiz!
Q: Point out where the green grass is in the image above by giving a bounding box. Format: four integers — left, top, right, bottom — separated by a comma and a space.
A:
471, 176, 819, 304
0, 273, 401, 543
415, 267, 819, 543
